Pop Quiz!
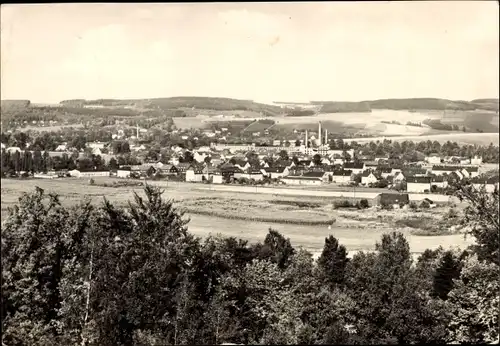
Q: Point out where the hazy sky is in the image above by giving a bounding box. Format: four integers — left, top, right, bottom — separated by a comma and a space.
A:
1, 2, 498, 103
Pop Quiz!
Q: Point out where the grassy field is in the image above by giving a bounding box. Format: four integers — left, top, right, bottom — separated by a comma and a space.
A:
1, 177, 474, 256
20, 124, 85, 132
344, 132, 499, 146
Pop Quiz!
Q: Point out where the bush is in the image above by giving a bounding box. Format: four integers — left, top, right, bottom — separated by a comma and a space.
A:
89, 178, 95, 185
358, 199, 370, 209
333, 200, 355, 209
409, 201, 418, 210
420, 200, 431, 209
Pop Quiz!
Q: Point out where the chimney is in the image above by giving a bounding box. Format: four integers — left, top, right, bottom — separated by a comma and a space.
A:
318, 122, 322, 147
325, 129, 328, 145
305, 130, 308, 151
136, 124, 139, 139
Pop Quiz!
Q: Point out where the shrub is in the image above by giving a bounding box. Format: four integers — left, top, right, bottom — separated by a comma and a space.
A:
420, 200, 431, 209
89, 178, 95, 185
333, 200, 354, 209
409, 201, 418, 210
358, 199, 370, 209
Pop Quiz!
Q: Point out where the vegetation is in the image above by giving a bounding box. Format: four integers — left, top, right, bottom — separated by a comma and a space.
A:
1, 182, 498, 345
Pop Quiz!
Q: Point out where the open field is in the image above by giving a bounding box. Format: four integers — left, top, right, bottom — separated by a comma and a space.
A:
2, 177, 467, 238
171, 108, 499, 137
344, 132, 500, 146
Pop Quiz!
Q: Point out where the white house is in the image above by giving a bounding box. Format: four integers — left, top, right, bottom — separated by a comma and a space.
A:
262, 167, 290, 179
472, 177, 499, 193
361, 171, 380, 185
330, 170, 353, 184
471, 156, 483, 165
461, 167, 479, 179
87, 142, 106, 149
425, 154, 441, 165
68, 169, 110, 178
280, 176, 322, 186
55, 144, 67, 151
237, 169, 264, 181
321, 157, 332, 165
344, 162, 365, 174
407, 176, 431, 193
212, 171, 224, 184
117, 168, 131, 178
430, 176, 448, 189
393, 172, 406, 183
92, 147, 102, 156
185, 166, 204, 182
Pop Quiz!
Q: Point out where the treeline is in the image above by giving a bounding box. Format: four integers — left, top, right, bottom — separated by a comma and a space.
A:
59, 97, 283, 113
0, 149, 113, 176
1, 183, 498, 345
423, 119, 463, 132
335, 139, 499, 163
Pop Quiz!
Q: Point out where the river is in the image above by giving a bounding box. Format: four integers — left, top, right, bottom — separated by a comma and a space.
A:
186, 214, 474, 259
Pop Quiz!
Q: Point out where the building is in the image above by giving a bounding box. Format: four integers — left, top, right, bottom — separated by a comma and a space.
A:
471, 156, 483, 165
185, 165, 204, 182
425, 154, 442, 165
330, 170, 353, 184
361, 171, 380, 186
393, 172, 406, 183
471, 177, 499, 193
68, 169, 110, 178
237, 168, 264, 181
302, 171, 330, 182
430, 176, 448, 189
117, 167, 131, 178
280, 175, 323, 186
461, 167, 479, 179
158, 164, 179, 176
377, 167, 393, 179
175, 162, 191, 174
375, 193, 410, 207
87, 142, 106, 150
261, 166, 290, 179
344, 162, 365, 174
431, 165, 463, 176
407, 176, 431, 193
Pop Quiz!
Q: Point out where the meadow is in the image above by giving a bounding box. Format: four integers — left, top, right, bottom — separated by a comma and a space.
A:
1, 177, 470, 258
343, 132, 500, 146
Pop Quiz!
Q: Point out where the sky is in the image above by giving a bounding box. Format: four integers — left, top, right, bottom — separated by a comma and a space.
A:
1, 2, 498, 104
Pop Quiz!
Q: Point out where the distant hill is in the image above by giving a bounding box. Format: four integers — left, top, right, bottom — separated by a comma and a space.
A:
309, 98, 498, 113
1, 100, 31, 109
59, 97, 283, 115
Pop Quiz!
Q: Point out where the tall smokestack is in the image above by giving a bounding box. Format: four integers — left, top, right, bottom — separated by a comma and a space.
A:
305, 130, 308, 151
325, 129, 328, 146
318, 122, 322, 147
136, 124, 139, 139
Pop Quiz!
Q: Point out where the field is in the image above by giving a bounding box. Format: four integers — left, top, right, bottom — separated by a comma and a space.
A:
344, 132, 499, 146
171, 108, 499, 138
1, 177, 474, 257
17, 124, 85, 132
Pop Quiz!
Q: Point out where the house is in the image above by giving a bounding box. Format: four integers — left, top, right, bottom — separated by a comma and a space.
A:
55, 144, 67, 151
361, 171, 380, 186
425, 154, 442, 165
321, 157, 332, 165
158, 164, 179, 176
212, 170, 224, 184
6, 146, 21, 154
234, 160, 251, 171
344, 162, 364, 174
407, 176, 431, 193
262, 167, 289, 179
175, 162, 191, 174
87, 142, 106, 150
68, 169, 110, 178
117, 167, 131, 178
432, 165, 463, 176
280, 175, 323, 186
471, 176, 499, 193
430, 176, 448, 189
393, 172, 406, 183
185, 165, 204, 182
330, 170, 353, 184
375, 193, 410, 207
471, 156, 483, 165
301, 171, 330, 183
237, 168, 264, 181
273, 140, 281, 146
92, 147, 102, 156
461, 167, 479, 179
377, 167, 393, 179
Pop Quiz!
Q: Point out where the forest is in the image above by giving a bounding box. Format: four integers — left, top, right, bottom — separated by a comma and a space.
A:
1, 181, 499, 345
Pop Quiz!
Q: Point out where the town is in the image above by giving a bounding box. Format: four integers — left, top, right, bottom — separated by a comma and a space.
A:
1, 121, 498, 203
